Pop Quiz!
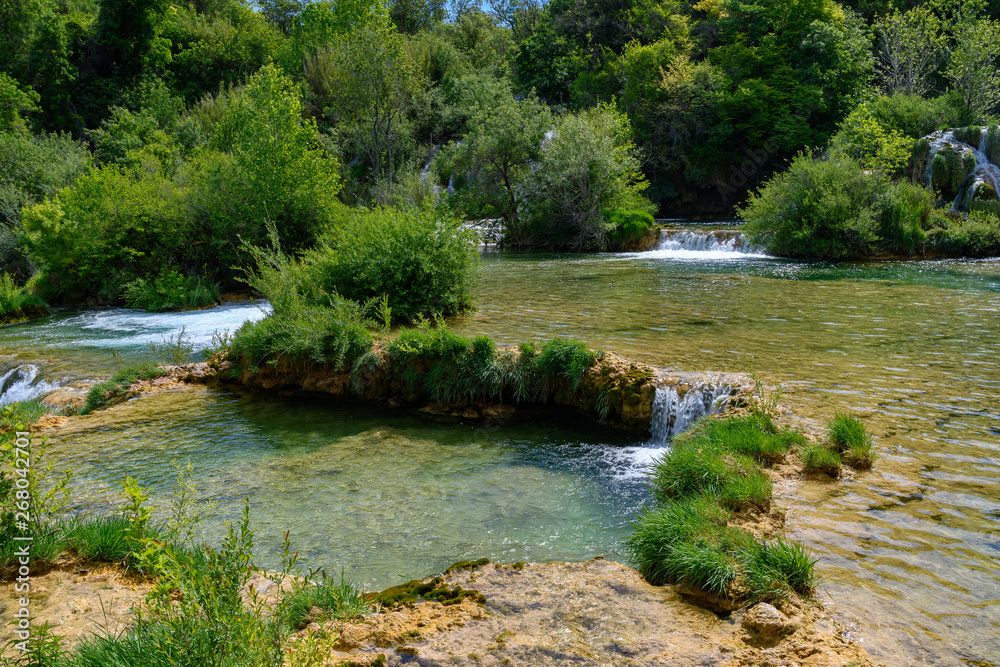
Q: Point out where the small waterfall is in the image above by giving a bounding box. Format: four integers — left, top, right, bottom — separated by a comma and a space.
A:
922, 127, 1000, 210
654, 229, 767, 257
648, 383, 732, 445
0, 364, 59, 407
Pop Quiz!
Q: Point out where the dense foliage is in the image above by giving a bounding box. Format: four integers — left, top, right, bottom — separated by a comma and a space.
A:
1, 0, 999, 302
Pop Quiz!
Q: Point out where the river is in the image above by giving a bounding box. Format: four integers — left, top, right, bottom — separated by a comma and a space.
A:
2, 225, 998, 666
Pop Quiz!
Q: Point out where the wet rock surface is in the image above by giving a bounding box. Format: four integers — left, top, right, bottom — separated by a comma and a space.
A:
287, 559, 877, 667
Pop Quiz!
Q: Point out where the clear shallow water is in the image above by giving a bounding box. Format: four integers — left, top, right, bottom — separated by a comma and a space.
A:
453, 249, 1000, 667
43, 389, 647, 591
3, 237, 1000, 665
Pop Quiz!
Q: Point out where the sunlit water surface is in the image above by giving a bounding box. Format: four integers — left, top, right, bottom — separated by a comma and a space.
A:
3, 230, 1000, 665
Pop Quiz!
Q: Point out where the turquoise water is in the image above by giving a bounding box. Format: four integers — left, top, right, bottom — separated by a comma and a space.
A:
3, 234, 1000, 665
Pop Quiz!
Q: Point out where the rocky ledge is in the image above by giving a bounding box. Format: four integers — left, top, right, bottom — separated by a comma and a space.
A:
151, 352, 753, 435
285, 558, 876, 667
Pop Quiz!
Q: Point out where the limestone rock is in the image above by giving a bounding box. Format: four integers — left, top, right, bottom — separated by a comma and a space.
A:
742, 602, 793, 639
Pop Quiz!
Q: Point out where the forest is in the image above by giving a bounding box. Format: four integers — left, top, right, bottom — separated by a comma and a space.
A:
3, 0, 1000, 311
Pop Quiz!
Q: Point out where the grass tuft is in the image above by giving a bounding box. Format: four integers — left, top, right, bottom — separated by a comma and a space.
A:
80, 363, 167, 415
828, 412, 877, 469
630, 411, 820, 606
803, 442, 843, 476
536, 339, 596, 391
276, 572, 371, 631
0, 399, 50, 428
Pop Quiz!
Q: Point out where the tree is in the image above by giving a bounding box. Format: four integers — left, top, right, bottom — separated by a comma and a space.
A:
945, 16, 1000, 121
93, 0, 173, 79
254, 0, 306, 33
875, 7, 942, 97
304, 23, 414, 184
0, 73, 39, 133
443, 93, 551, 229
833, 103, 914, 175
520, 103, 651, 249
208, 63, 341, 252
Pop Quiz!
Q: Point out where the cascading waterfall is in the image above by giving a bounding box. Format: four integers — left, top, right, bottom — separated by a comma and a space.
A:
0, 364, 58, 407
654, 229, 768, 257
921, 127, 1000, 210
648, 383, 732, 445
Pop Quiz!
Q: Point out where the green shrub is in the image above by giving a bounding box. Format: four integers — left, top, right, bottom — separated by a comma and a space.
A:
536, 339, 596, 391
124, 269, 220, 312
866, 94, 965, 141
741, 151, 881, 259
742, 148, 955, 259
302, 204, 478, 323
605, 209, 656, 249
81, 363, 167, 415
987, 126, 1000, 164
229, 244, 377, 369
0, 272, 47, 323
802, 443, 842, 476
515, 104, 653, 250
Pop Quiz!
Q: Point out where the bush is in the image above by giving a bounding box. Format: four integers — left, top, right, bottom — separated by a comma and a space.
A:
515, 104, 653, 250
302, 204, 478, 322
0, 272, 47, 323
605, 209, 657, 249
931, 210, 1000, 257
0, 131, 91, 278
229, 244, 377, 369
741, 151, 881, 258
124, 269, 220, 312
742, 148, 953, 259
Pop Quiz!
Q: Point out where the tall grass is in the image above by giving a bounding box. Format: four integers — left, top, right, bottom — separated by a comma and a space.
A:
0, 399, 50, 428
629, 413, 817, 605
828, 412, 877, 469
80, 363, 167, 415
536, 339, 597, 391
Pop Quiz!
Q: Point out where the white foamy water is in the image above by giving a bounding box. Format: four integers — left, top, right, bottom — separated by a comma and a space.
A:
0, 364, 59, 406
627, 229, 770, 260
36, 301, 271, 353
649, 383, 732, 445
603, 384, 733, 480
